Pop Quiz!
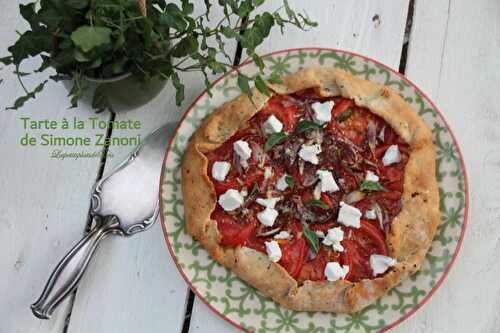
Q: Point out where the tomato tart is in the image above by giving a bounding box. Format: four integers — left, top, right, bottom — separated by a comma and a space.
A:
181, 67, 439, 313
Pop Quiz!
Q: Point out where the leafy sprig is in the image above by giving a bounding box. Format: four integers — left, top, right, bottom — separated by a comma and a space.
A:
0, 0, 316, 112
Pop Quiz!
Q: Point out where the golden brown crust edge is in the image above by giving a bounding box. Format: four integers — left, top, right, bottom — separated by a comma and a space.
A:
181, 67, 440, 313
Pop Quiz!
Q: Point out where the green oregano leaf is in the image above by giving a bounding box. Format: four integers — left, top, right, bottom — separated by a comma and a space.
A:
264, 132, 288, 151
254, 74, 271, 96
237, 74, 251, 96
302, 223, 320, 253
360, 180, 389, 192
307, 199, 329, 210
335, 108, 353, 122
296, 120, 323, 133
285, 175, 294, 189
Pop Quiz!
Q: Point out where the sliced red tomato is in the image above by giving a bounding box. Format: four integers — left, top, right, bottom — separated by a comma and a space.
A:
320, 193, 334, 209
308, 222, 336, 233
297, 246, 331, 282
257, 95, 301, 131
342, 220, 388, 282
280, 236, 307, 278
356, 220, 388, 256
212, 179, 241, 195
213, 210, 256, 247
331, 98, 355, 118
342, 239, 364, 281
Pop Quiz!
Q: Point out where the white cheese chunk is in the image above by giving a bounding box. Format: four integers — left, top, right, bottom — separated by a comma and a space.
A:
276, 174, 289, 191
262, 115, 283, 134
211, 161, 231, 181
337, 201, 362, 228
257, 208, 279, 227
274, 231, 291, 240
256, 197, 281, 209
322, 227, 344, 252
324, 262, 349, 282
316, 170, 340, 192
218, 189, 244, 212
265, 240, 282, 262
298, 144, 322, 165
370, 254, 397, 276
382, 144, 401, 166
233, 140, 252, 163
365, 170, 380, 182
365, 209, 377, 220
311, 100, 335, 124
264, 166, 273, 180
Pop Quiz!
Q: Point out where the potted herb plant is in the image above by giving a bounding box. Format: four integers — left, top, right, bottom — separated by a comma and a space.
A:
0, 0, 316, 112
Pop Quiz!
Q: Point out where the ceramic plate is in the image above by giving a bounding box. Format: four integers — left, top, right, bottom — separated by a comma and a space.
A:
160, 48, 468, 333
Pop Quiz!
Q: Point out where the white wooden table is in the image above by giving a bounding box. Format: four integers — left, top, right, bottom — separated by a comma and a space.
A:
1, 1, 499, 332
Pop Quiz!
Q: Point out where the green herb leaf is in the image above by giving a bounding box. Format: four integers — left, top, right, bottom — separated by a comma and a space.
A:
335, 109, 353, 122
171, 72, 185, 106
38, 8, 62, 29
302, 223, 320, 253
71, 26, 112, 53
254, 74, 271, 96
307, 199, 329, 210
65, 0, 89, 10
264, 132, 288, 151
19, 3, 38, 31
172, 35, 198, 57
91, 84, 113, 113
6, 79, 48, 110
237, 74, 251, 96
360, 181, 389, 192
285, 175, 294, 189
296, 120, 323, 133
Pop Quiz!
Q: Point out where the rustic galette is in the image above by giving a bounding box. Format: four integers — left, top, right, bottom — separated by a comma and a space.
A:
181, 67, 439, 313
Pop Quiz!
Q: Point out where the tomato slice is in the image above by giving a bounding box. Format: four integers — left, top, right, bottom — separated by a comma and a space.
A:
356, 220, 388, 256
213, 210, 255, 247
297, 246, 331, 282
332, 98, 354, 118
280, 236, 307, 278
258, 95, 300, 131
342, 220, 389, 282
213, 179, 241, 195
320, 193, 334, 209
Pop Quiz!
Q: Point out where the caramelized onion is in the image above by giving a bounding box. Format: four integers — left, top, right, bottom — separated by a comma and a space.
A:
256, 227, 281, 237
344, 190, 366, 204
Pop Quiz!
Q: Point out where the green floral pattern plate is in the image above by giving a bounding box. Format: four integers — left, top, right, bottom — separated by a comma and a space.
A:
160, 48, 468, 333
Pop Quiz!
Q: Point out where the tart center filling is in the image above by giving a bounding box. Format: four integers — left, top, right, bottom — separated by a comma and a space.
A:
205, 89, 409, 283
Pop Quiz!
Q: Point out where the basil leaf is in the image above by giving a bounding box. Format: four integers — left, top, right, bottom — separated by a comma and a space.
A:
264, 132, 288, 151
360, 181, 389, 192
307, 199, 329, 210
296, 120, 323, 133
335, 108, 353, 122
302, 223, 320, 253
285, 175, 294, 189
